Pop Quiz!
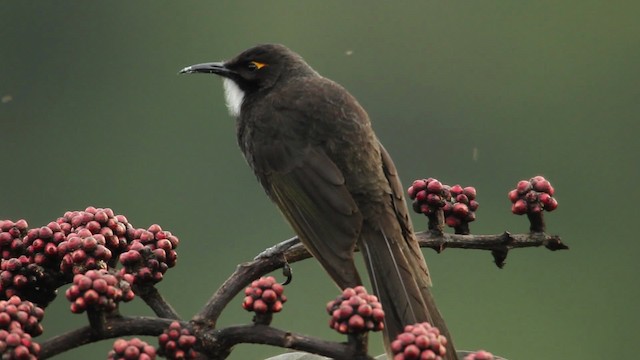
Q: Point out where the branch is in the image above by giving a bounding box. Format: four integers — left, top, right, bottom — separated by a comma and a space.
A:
39, 316, 175, 359
192, 230, 567, 329
198, 324, 373, 360
416, 230, 567, 268
415, 230, 568, 251
135, 284, 181, 319
192, 237, 309, 328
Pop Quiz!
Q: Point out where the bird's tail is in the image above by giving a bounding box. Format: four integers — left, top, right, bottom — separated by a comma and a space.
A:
358, 218, 457, 360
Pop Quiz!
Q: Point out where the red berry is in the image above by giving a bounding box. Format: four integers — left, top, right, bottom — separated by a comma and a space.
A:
339, 305, 353, 319
420, 204, 432, 215
545, 197, 558, 211
449, 184, 463, 196
412, 180, 427, 191
533, 179, 552, 194
455, 194, 469, 204
452, 203, 469, 218
445, 216, 461, 228
358, 303, 373, 317
262, 289, 277, 303
404, 344, 421, 359
348, 314, 365, 330
253, 299, 267, 313
463, 186, 476, 200
512, 199, 527, 215
426, 180, 443, 193
426, 194, 442, 206
124, 345, 141, 358
517, 180, 531, 194
397, 332, 416, 345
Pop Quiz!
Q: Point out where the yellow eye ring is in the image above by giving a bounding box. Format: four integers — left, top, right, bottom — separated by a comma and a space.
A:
249, 61, 267, 70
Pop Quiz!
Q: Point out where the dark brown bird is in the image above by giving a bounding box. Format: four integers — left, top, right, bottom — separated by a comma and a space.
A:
180, 44, 455, 358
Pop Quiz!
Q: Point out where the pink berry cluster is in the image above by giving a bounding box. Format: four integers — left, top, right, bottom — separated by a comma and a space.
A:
443, 184, 479, 228
390, 322, 448, 360
464, 350, 495, 360
0, 256, 52, 303
108, 338, 156, 360
56, 207, 132, 260
242, 276, 286, 314
119, 225, 179, 285
508, 176, 558, 215
23, 222, 67, 268
65, 269, 134, 314
0, 296, 44, 337
408, 178, 449, 215
326, 286, 385, 334
0, 220, 28, 260
158, 321, 198, 360
408, 179, 479, 231
0, 327, 40, 360
58, 230, 112, 276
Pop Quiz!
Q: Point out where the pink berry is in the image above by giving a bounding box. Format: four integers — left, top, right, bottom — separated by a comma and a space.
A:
452, 203, 469, 218
516, 180, 531, 194
512, 199, 527, 215
426, 180, 443, 193
412, 180, 427, 191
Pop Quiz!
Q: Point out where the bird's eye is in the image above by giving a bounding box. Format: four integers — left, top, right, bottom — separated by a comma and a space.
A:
247, 61, 267, 71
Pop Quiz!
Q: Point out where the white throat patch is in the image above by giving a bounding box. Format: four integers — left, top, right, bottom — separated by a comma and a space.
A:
222, 78, 245, 117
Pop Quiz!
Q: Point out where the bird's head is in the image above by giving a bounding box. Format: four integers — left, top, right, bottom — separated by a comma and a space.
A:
180, 44, 316, 117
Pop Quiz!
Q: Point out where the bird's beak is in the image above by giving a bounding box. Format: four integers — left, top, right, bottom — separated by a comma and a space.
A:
178, 62, 235, 77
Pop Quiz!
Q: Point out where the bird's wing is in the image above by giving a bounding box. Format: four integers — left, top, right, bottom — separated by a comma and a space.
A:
378, 142, 432, 287
256, 143, 363, 288
378, 142, 458, 359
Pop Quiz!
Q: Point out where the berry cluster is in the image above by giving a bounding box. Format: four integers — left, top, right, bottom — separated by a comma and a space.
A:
464, 350, 495, 360
408, 179, 449, 215
508, 176, 558, 215
158, 321, 198, 360
65, 269, 134, 314
242, 276, 286, 314
58, 230, 112, 276
108, 338, 156, 360
23, 222, 68, 268
443, 185, 479, 229
0, 327, 40, 360
119, 225, 179, 285
390, 322, 448, 360
0, 296, 45, 337
408, 178, 479, 233
326, 286, 384, 334
56, 207, 132, 261
0, 255, 54, 303
0, 220, 28, 260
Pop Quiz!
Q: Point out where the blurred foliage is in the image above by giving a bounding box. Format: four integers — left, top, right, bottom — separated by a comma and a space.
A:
1, 1, 639, 359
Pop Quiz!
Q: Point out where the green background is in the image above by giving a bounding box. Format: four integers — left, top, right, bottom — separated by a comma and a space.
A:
1, 1, 638, 359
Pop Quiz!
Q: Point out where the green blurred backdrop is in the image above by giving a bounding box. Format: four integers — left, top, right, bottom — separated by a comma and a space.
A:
1, 1, 638, 359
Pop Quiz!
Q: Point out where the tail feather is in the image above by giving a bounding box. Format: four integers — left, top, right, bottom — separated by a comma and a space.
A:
359, 214, 457, 360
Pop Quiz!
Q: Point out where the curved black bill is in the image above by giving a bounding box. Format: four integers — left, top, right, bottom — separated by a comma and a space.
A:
178, 62, 234, 77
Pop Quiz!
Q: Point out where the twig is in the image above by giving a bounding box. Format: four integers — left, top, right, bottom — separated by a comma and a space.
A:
191, 237, 310, 329
198, 324, 374, 360
415, 230, 567, 251
135, 284, 181, 319
193, 230, 566, 328
39, 316, 175, 359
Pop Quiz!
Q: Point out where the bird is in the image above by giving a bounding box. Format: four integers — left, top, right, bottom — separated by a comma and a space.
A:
180, 44, 455, 358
